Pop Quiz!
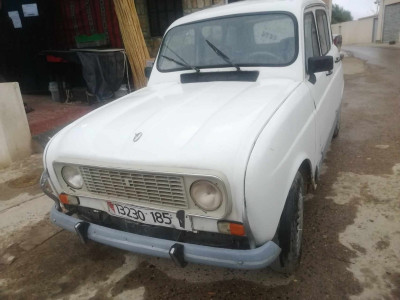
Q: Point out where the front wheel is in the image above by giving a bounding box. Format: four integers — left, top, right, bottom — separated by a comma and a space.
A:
333, 109, 341, 139
271, 171, 305, 274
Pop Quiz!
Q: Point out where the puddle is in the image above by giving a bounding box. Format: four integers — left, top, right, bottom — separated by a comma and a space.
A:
0, 169, 42, 201
343, 57, 366, 75
6, 169, 42, 189
328, 163, 400, 299
67, 254, 141, 300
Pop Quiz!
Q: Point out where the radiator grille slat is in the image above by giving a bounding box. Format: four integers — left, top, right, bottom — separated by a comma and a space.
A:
80, 166, 188, 208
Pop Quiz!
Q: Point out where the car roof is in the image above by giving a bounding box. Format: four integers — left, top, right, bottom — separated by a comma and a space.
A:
170, 0, 327, 28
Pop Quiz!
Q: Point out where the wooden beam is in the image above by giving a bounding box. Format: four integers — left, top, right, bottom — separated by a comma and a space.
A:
113, 0, 150, 89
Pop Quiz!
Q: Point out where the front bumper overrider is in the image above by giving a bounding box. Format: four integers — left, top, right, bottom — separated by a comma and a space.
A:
50, 206, 281, 269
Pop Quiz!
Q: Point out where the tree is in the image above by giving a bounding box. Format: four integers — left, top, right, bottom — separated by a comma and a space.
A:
331, 4, 353, 24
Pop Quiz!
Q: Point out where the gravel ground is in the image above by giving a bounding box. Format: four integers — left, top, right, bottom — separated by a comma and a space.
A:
0, 46, 399, 299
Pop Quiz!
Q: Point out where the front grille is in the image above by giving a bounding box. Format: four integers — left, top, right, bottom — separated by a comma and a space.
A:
79, 166, 188, 208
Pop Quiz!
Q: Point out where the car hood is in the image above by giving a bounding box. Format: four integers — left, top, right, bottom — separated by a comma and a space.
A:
48, 79, 299, 174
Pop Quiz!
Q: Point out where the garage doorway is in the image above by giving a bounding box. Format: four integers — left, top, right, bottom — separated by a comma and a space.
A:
383, 3, 400, 42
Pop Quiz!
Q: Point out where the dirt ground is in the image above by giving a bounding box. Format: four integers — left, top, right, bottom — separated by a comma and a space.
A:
0, 46, 399, 299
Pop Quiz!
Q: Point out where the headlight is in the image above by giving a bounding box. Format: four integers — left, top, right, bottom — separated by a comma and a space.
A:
61, 166, 83, 189
190, 180, 222, 211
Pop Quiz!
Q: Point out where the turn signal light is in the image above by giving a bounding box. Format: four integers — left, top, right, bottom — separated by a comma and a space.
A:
59, 193, 79, 205
229, 223, 246, 236
217, 221, 246, 236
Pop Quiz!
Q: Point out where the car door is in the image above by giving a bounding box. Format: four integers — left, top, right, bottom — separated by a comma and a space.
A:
304, 7, 340, 160
315, 8, 343, 145
315, 8, 344, 135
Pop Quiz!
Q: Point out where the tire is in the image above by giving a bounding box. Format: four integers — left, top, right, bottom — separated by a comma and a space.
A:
271, 171, 305, 274
332, 111, 341, 139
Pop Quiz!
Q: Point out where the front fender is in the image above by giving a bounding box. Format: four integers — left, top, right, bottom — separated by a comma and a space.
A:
244, 84, 316, 245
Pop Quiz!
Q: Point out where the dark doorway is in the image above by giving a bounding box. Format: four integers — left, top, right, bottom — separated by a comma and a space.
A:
147, 0, 183, 37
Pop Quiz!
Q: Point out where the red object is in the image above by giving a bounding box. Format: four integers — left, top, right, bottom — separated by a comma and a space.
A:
24, 94, 97, 136
59, 193, 69, 204
333, 35, 342, 48
229, 223, 246, 236
46, 55, 68, 63
54, 0, 122, 49
107, 201, 115, 213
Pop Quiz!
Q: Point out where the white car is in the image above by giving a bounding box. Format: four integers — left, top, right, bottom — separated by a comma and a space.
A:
41, 0, 343, 272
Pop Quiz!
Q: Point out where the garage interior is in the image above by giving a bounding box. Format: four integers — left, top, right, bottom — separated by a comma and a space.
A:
0, 0, 130, 97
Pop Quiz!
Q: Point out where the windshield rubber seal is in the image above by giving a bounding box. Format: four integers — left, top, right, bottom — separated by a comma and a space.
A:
156, 11, 299, 73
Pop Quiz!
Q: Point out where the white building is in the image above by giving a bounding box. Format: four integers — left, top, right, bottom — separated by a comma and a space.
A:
332, 0, 400, 45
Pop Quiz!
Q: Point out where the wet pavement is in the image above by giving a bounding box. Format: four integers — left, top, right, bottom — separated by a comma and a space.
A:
0, 46, 399, 299
343, 45, 400, 73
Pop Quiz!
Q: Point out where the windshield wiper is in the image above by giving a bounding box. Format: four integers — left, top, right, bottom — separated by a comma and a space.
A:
205, 39, 240, 71
163, 45, 200, 72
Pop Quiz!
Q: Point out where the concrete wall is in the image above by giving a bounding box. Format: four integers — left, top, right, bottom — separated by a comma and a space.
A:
0, 83, 31, 168
332, 17, 376, 45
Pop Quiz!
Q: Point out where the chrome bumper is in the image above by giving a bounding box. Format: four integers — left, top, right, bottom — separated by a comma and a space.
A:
50, 207, 281, 270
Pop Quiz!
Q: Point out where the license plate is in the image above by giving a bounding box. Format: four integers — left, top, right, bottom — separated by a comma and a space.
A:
106, 201, 185, 229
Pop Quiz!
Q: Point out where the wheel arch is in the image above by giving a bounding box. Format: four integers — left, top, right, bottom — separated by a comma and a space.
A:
298, 158, 314, 193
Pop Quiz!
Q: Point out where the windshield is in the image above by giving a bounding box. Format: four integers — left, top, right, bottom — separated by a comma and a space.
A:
157, 13, 297, 72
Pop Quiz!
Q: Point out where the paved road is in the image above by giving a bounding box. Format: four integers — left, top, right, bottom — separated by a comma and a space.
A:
344, 45, 400, 72
1, 46, 399, 299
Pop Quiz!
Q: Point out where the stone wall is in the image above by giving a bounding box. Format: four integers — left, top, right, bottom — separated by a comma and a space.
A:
134, 0, 155, 56
135, 0, 226, 57
183, 0, 225, 15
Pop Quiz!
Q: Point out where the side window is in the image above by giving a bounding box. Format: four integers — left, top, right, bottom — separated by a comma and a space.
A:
316, 10, 331, 55
304, 12, 320, 72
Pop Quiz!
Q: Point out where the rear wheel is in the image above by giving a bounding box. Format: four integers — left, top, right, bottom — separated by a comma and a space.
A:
271, 171, 305, 274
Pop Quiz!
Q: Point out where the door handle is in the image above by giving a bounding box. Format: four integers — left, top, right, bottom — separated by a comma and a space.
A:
326, 70, 333, 76
335, 54, 344, 63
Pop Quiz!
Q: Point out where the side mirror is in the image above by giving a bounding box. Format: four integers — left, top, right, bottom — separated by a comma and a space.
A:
333, 35, 342, 50
308, 56, 333, 74
308, 56, 333, 84
144, 66, 152, 79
